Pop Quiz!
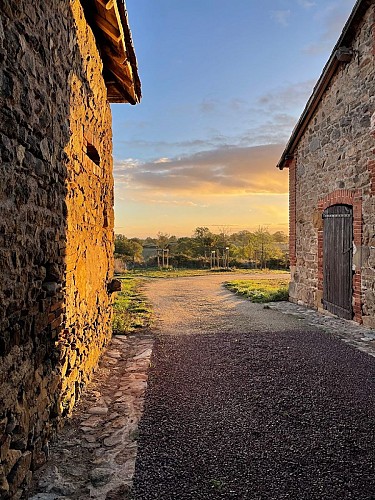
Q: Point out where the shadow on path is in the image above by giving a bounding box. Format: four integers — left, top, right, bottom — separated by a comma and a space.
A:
134, 328, 375, 499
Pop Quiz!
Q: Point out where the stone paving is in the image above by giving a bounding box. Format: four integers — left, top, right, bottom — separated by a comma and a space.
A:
268, 301, 375, 357
29, 333, 154, 500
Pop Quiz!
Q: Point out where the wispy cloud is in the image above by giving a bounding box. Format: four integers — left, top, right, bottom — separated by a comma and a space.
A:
297, 0, 316, 9
135, 198, 208, 208
303, 1, 355, 55
257, 80, 315, 111
239, 114, 297, 147
116, 137, 223, 154
200, 97, 249, 114
200, 98, 219, 113
154, 157, 171, 164
117, 81, 313, 161
271, 10, 291, 27
114, 144, 288, 198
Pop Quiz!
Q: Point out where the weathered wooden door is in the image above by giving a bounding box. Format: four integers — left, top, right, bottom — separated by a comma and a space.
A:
322, 204, 353, 319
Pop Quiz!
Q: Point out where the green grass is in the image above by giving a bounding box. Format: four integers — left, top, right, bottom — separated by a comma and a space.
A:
224, 278, 289, 303
112, 277, 152, 334
118, 268, 289, 279
126, 268, 212, 279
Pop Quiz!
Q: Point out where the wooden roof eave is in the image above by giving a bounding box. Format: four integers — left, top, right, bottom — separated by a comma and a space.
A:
116, 0, 142, 101
83, 0, 141, 104
101, 43, 138, 103
277, 0, 369, 170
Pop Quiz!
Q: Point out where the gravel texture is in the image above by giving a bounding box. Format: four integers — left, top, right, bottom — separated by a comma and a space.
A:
133, 274, 375, 499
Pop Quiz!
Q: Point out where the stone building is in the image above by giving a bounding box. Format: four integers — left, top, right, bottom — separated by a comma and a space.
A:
278, 0, 374, 326
0, 0, 140, 496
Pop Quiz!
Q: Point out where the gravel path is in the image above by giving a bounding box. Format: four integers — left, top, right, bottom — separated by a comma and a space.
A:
133, 274, 375, 499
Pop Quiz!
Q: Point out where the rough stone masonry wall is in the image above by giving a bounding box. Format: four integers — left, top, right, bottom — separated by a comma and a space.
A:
290, 4, 375, 325
0, 1, 114, 497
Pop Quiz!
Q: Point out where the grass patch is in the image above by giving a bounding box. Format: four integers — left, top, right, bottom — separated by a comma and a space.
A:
118, 268, 289, 279
224, 278, 289, 303
112, 277, 152, 334
126, 268, 211, 279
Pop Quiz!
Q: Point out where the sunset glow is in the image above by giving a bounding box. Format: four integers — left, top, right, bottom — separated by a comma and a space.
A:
111, 0, 355, 238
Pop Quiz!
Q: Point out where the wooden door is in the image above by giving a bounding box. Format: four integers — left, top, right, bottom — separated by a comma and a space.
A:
322, 204, 353, 319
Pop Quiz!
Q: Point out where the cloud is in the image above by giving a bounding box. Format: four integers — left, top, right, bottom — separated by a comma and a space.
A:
297, 0, 316, 8
154, 157, 171, 164
116, 80, 315, 164
230, 98, 249, 111
199, 97, 251, 115
114, 144, 288, 197
138, 198, 208, 208
117, 82, 312, 159
257, 80, 315, 111
271, 10, 291, 27
200, 98, 219, 113
116, 137, 223, 153
303, 1, 355, 55
239, 114, 297, 146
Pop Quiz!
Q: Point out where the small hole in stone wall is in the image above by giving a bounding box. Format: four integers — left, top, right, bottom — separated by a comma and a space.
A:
86, 142, 100, 166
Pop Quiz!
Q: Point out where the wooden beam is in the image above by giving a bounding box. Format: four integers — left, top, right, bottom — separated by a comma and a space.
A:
94, 13, 122, 43
106, 80, 137, 105
96, 0, 114, 9
101, 42, 127, 67
105, 57, 134, 89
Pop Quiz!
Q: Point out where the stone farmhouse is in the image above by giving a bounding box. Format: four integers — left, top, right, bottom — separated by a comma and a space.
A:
0, 0, 140, 496
278, 0, 374, 326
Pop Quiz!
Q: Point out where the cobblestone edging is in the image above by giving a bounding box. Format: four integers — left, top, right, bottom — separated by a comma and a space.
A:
268, 301, 375, 357
29, 333, 154, 500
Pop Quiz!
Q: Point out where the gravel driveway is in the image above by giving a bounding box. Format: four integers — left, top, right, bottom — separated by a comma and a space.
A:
133, 274, 375, 499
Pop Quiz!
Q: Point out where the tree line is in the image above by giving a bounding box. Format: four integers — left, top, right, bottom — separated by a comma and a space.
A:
114, 227, 289, 270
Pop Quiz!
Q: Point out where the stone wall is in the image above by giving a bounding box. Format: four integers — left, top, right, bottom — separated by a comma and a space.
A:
0, 1, 115, 497
289, 4, 375, 325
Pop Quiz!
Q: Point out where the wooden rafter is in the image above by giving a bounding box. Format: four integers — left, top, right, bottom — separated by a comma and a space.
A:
94, 13, 122, 43
96, 0, 114, 9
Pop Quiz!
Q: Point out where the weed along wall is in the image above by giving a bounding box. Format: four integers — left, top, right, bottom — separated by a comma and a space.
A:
0, 1, 140, 497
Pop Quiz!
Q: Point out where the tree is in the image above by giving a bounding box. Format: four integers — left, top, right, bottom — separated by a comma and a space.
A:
176, 237, 197, 256
230, 230, 253, 259
253, 227, 282, 269
156, 232, 170, 249
114, 234, 143, 264
144, 236, 157, 245
130, 237, 143, 245
127, 241, 143, 263
114, 234, 128, 255
272, 231, 288, 243
193, 227, 215, 258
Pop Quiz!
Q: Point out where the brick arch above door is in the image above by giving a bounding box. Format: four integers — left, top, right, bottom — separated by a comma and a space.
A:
317, 189, 362, 323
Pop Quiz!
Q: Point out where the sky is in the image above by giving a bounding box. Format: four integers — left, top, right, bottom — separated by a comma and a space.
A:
112, 0, 356, 238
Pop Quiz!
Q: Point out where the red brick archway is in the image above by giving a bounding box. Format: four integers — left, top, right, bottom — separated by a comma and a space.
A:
317, 190, 362, 323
